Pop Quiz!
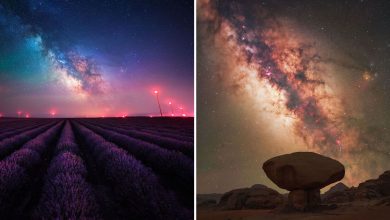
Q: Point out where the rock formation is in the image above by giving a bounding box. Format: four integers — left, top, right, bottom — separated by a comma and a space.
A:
322, 182, 348, 201
322, 170, 390, 204
197, 193, 222, 209
218, 184, 283, 210
262, 152, 345, 211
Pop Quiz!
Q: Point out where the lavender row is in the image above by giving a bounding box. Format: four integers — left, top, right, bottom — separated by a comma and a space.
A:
0, 118, 46, 128
72, 121, 191, 220
92, 118, 194, 135
78, 121, 193, 189
84, 120, 193, 158
136, 127, 194, 142
115, 118, 193, 135
0, 121, 59, 159
0, 119, 44, 134
0, 121, 63, 216
34, 121, 100, 219
95, 120, 194, 142
0, 120, 52, 141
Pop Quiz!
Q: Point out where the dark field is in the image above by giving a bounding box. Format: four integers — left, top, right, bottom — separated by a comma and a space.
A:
0, 117, 194, 219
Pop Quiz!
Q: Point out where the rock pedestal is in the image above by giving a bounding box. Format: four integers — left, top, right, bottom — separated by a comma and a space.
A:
288, 189, 320, 211
262, 152, 345, 211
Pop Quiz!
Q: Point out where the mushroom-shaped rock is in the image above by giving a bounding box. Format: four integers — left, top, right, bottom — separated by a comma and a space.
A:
262, 152, 345, 211
263, 152, 345, 190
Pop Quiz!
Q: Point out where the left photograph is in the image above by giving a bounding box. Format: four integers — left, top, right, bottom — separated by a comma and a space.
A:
0, 0, 194, 219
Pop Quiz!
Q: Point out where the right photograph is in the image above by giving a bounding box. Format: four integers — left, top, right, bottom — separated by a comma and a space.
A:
197, 0, 390, 219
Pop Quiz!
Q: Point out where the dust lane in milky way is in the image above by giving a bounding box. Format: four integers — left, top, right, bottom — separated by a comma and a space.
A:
0, 0, 194, 117
198, 0, 390, 193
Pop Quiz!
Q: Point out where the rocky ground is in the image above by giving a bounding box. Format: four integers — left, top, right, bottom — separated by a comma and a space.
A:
197, 170, 390, 220
198, 203, 390, 220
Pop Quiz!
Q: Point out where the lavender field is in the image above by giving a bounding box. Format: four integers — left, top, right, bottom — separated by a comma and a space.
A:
0, 117, 194, 219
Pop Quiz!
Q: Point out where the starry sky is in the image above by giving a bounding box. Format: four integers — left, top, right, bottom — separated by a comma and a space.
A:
0, 0, 193, 117
197, 0, 390, 194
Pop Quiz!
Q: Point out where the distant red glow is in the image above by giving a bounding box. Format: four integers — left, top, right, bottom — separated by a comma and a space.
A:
171, 114, 174, 116
25, 113, 30, 118
154, 90, 159, 94
182, 113, 186, 117
0, 113, 3, 117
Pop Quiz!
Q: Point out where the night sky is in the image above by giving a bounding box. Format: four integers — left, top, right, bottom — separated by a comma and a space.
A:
0, 0, 193, 117
198, 0, 390, 194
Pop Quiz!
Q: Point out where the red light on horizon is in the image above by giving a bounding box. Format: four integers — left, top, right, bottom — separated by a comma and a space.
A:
154, 90, 158, 94
182, 114, 186, 117
25, 114, 30, 118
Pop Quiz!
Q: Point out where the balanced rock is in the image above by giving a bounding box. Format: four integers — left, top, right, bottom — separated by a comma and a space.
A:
262, 152, 345, 211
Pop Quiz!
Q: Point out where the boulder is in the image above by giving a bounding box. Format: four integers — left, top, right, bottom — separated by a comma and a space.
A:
262, 152, 345, 211
218, 184, 283, 210
262, 152, 345, 190
244, 184, 284, 209
218, 188, 247, 210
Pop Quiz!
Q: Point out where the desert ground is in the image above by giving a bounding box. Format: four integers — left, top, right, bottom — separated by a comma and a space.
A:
198, 201, 390, 220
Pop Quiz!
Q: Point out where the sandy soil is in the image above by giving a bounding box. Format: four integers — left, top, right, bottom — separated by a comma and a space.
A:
197, 205, 390, 220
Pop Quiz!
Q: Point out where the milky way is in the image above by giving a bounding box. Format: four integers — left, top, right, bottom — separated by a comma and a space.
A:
0, 3, 105, 96
0, 0, 194, 117
198, 0, 390, 192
